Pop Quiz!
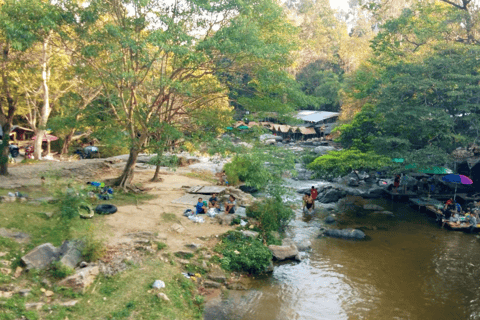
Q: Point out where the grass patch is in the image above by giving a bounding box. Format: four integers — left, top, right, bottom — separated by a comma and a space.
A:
161, 213, 180, 223
48, 261, 75, 279
175, 252, 194, 259
156, 241, 167, 251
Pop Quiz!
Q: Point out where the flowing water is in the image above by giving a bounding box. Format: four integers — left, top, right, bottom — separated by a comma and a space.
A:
205, 193, 480, 320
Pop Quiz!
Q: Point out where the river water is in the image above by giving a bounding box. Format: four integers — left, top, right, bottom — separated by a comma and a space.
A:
205, 190, 480, 320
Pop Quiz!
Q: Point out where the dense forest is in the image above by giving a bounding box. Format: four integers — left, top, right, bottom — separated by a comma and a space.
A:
0, 0, 479, 185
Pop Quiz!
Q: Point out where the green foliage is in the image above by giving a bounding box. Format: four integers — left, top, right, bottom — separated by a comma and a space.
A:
48, 261, 75, 279
155, 242, 167, 251
231, 216, 242, 225
175, 252, 194, 260
218, 231, 272, 274
308, 148, 390, 178
223, 146, 296, 197
335, 104, 380, 152
59, 190, 84, 220
81, 226, 105, 262
246, 198, 294, 234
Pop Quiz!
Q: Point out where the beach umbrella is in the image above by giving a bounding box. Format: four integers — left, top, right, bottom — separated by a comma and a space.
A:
442, 174, 473, 200
32, 134, 58, 142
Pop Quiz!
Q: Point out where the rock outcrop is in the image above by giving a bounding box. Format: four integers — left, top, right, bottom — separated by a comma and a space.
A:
21, 243, 60, 270
58, 265, 99, 292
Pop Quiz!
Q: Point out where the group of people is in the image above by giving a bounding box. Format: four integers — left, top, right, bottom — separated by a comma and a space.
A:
195, 193, 236, 215
302, 186, 318, 215
443, 198, 479, 232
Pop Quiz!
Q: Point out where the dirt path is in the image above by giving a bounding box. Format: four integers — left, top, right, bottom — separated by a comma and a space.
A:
100, 170, 233, 252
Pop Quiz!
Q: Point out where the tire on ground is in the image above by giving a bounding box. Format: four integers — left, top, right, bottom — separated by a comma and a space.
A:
79, 203, 94, 219
95, 204, 117, 215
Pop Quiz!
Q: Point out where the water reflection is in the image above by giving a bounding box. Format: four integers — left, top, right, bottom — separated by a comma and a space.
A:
205, 200, 480, 320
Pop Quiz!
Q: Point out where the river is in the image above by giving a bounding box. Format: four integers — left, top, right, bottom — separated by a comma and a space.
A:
205, 192, 480, 320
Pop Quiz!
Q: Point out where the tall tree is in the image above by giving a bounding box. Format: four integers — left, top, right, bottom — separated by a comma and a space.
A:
73, 0, 300, 188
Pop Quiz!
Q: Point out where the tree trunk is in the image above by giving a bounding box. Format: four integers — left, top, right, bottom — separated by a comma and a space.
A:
0, 122, 12, 175
151, 165, 162, 182
61, 129, 75, 155
34, 129, 45, 159
115, 148, 140, 188
34, 34, 52, 160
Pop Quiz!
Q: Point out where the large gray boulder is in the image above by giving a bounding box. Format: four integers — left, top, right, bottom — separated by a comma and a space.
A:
268, 244, 300, 261
58, 240, 85, 269
324, 229, 366, 240
21, 243, 60, 270
318, 189, 345, 203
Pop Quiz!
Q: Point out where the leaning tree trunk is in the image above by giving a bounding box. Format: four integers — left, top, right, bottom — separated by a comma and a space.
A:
0, 122, 12, 175
116, 148, 140, 188
151, 164, 162, 182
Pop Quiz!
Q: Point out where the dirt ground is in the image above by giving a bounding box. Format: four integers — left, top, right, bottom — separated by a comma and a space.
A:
100, 170, 234, 252
2, 158, 233, 252
2, 159, 108, 189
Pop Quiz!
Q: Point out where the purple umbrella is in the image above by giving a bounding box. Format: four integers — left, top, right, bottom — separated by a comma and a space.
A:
442, 174, 473, 200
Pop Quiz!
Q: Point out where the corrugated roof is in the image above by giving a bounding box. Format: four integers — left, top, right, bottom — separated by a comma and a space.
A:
298, 127, 316, 135
296, 110, 340, 123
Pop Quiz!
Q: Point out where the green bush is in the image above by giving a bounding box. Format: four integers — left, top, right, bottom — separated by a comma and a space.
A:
156, 241, 167, 251
246, 198, 294, 233
82, 226, 106, 262
49, 261, 75, 279
307, 148, 390, 178
218, 231, 272, 274
59, 191, 84, 220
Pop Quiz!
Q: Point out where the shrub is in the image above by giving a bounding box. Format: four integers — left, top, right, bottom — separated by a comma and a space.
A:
59, 191, 84, 220
82, 226, 106, 262
218, 231, 272, 274
307, 148, 390, 178
156, 241, 167, 251
49, 261, 75, 279
246, 198, 294, 233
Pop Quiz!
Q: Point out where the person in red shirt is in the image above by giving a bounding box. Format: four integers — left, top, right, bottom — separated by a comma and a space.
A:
310, 186, 318, 200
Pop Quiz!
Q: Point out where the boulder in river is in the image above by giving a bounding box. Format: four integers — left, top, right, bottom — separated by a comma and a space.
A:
323, 229, 366, 240
268, 244, 300, 261
324, 215, 336, 224
363, 204, 384, 211
318, 189, 346, 203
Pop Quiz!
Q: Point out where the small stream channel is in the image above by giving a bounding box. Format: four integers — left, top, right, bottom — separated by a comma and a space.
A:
204, 178, 480, 320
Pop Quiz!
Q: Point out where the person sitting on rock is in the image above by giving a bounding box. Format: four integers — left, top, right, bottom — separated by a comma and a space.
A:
303, 193, 315, 214
196, 197, 206, 214
209, 193, 219, 209
224, 195, 236, 214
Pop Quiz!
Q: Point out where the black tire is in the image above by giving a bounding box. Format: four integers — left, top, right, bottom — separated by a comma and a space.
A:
10, 149, 19, 158
95, 204, 117, 215
79, 204, 94, 219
